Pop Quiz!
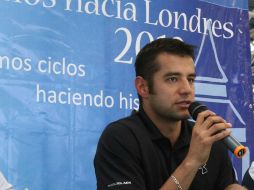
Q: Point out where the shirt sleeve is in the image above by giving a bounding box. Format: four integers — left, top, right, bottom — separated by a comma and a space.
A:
94, 122, 146, 190
242, 161, 254, 190
215, 142, 238, 189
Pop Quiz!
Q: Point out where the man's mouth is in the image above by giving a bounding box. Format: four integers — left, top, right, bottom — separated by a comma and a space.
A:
175, 101, 192, 108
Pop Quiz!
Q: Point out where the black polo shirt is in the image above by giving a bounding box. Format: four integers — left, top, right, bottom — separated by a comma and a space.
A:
242, 162, 254, 190
94, 109, 237, 190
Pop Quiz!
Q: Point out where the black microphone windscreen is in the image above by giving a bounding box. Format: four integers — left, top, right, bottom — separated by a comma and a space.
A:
188, 101, 208, 120
188, 101, 247, 158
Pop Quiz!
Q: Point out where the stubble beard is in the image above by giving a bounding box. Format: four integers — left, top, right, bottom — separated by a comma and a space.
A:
148, 87, 190, 122
160, 110, 189, 122
152, 103, 190, 122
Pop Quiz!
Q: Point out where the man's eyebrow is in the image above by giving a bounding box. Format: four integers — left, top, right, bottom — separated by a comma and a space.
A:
163, 72, 181, 77
163, 72, 196, 77
188, 74, 196, 77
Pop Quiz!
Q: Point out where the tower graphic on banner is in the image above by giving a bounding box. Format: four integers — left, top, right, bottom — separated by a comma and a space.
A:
194, 22, 245, 125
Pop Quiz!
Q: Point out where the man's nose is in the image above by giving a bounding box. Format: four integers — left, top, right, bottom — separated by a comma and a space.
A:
179, 79, 193, 94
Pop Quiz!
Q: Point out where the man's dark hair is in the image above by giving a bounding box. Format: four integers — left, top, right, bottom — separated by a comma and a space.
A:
135, 38, 195, 103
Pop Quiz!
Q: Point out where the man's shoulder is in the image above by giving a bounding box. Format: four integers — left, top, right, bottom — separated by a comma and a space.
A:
99, 112, 144, 143
104, 112, 143, 133
96, 112, 145, 159
209, 140, 230, 162
213, 140, 228, 152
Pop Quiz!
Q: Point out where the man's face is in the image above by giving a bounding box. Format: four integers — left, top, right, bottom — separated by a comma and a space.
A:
146, 53, 196, 121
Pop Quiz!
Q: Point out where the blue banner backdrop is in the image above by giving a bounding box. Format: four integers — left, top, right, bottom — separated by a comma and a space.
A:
0, 0, 253, 189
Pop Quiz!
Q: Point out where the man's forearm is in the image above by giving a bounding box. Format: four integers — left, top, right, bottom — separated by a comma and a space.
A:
224, 184, 247, 190
159, 159, 200, 190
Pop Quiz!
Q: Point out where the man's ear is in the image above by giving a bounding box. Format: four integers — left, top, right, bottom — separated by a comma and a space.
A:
135, 76, 149, 99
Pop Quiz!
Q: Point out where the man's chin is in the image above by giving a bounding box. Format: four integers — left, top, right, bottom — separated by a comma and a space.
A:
177, 112, 190, 120
168, 114, 189, 121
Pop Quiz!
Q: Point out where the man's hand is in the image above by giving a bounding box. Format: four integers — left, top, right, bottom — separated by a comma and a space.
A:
186, 110, 232, 166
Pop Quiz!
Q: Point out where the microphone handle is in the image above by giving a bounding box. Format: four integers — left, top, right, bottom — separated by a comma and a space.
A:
223, 135, 247, 158
188, 101, 247, 158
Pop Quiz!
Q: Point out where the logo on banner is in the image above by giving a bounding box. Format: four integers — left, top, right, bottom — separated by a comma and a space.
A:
194, 22, 245, 125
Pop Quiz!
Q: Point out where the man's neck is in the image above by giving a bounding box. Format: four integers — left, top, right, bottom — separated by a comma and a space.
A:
142, 106, 182, 146
155, 117, 182, 146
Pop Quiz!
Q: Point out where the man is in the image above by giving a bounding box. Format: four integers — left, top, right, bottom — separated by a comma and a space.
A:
94, 38, 246, 189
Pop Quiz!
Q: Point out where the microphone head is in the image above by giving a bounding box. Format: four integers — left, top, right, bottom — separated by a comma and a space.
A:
188, 101, 208, 120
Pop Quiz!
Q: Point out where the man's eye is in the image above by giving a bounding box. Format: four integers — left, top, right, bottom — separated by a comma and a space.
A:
167, 77, 177, 82
188, 78, 195, 83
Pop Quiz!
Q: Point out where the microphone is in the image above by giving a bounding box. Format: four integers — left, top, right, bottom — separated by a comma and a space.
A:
188, 101, 247, 158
